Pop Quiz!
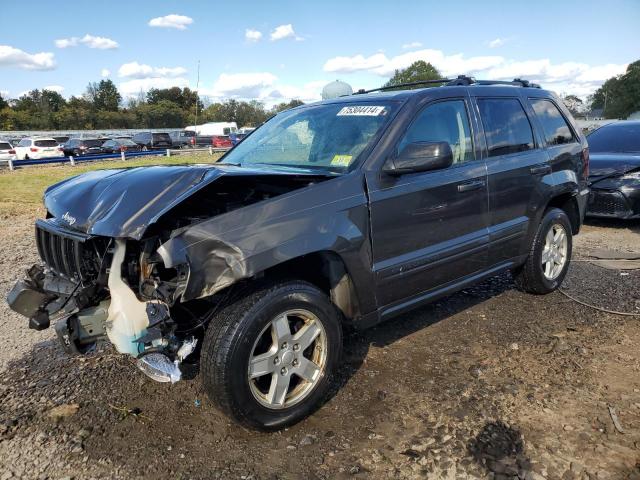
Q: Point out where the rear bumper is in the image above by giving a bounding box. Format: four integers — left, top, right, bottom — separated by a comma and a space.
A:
586, 187, 640, 219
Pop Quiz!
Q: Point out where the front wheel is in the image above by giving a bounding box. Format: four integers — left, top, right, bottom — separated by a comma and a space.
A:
513, 208, 573, 294
201, 281, 343, 430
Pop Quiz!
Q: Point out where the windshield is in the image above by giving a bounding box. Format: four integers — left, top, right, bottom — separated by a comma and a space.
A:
220, 102, 397, 171
588, 123, 640, 153
35, 140, 58, 147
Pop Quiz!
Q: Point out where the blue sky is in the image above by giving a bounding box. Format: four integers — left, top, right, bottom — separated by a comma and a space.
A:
1, 0, 639, 105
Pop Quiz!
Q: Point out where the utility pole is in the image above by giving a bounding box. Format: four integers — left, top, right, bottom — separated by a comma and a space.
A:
194, 60, 201, 129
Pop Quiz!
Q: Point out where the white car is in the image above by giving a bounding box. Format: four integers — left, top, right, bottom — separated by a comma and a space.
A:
0, 141, 16, 162
14, 137, 62, 160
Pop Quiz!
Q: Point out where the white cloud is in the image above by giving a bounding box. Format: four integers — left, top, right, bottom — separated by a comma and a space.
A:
43, 85, 64, 93
55, 34, 118, 50
0, 45, 56, 70
245, 29, 263, 42
81, 34, 118, 49
55, 38, 79, 48
119, 77, 190, 97
205, 72, 278, 98
488, 38, 506, 48
148, 14, 193, 30
1, 90, 10, 98
101, 68, 111, 78
270, 24, 298, 41
118, 61, 187, 79
402, 42, 423, 50
323, 48, 628, 97
324, 49, 503, 77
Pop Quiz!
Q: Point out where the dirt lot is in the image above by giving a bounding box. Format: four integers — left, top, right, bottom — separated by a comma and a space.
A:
0, 211, 639, 480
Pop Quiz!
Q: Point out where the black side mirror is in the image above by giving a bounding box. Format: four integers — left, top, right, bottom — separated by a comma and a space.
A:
383, 141, 453, 175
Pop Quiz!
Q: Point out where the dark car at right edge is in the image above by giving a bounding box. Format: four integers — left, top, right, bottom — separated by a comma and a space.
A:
586, 121, 640, 219
7, 77, 589, 430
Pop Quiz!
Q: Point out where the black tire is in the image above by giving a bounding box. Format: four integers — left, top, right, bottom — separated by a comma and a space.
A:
23, 154, 29, 160
201, 280, 343, 430
513, 208, 573, 294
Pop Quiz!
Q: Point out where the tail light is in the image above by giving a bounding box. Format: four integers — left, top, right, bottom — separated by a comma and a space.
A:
8, 149, 15, 154
30, 147, 38, 152
190, 137, 195, 145
121, 146, 127, 152
57, 148, 63, 152
582, 147, 589, 179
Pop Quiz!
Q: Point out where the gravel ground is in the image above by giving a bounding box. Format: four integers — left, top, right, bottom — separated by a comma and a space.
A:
0, 215, 639, 480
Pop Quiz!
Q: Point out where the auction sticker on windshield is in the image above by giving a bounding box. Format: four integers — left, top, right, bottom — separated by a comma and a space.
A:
331, 155, 353, 166
337, 106, 386, 116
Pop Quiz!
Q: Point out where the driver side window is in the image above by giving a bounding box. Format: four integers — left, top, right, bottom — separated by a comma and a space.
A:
399, 100, 474, 164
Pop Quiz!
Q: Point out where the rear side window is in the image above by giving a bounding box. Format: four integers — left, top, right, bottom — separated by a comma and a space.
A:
35, 140, 58, 147
83, 140, 103, 147
399, 99, 475, 164
530, 99, 575, 146
153, 133, 170, 141
477, 98, 534, 157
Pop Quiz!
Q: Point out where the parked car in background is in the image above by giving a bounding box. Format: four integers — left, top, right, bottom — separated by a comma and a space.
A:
0, 141, 16, 161
229, 132, 248, 146
101, 138, 142, 154
14, 137, 62, 160
238, 127, 255, 135
52, 136, 70, 147
168, 130, 196, 148
132, 132, 173, 150
586, 121, 640, 219
62, 138, 105, 156
188, 122, 236, 148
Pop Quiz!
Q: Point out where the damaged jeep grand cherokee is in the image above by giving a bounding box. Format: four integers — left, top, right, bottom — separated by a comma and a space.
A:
8, 78, 590, 430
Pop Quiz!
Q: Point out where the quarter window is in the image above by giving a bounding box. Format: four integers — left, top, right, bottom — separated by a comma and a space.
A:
477, 98, 534, 157
530, 98, 575, 146
399, 100, 474, 164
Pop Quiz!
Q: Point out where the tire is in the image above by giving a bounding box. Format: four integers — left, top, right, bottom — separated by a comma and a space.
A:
23, 154, 29, 160
142, 146, 148, 151
513, 208, 573, 294
201, 280, 343, 430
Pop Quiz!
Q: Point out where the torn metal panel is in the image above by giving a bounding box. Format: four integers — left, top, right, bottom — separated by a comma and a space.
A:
158, 172, 378, 314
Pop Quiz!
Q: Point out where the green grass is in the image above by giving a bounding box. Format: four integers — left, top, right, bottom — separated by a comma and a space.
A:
0, 152, 222, 217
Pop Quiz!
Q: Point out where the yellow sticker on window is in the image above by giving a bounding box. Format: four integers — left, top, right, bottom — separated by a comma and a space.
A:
331, 154, 353, 166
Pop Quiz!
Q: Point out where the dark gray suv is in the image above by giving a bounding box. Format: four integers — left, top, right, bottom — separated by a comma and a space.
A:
7, 78, 589, 430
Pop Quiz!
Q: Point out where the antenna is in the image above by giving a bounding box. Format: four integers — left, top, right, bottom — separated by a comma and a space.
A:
194, 60, 201, 128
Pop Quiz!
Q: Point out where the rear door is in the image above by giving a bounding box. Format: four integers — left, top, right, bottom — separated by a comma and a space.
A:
366, 95, 489, 311
472, 94, 549, 266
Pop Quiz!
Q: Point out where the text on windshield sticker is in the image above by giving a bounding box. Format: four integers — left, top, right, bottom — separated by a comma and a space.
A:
337, 106, 386, 116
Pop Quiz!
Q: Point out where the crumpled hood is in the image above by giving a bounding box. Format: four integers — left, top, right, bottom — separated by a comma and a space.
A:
589, 153, 640, 182
44, 164, 327, 239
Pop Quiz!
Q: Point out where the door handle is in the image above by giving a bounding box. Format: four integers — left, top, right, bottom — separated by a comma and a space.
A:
530, 164, 552, 175
457, 179, 486, 193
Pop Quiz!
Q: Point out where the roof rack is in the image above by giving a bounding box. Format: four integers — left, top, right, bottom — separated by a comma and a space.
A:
354, 75, 541, 94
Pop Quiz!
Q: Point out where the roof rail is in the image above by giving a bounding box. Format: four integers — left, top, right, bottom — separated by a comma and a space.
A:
354, 78, 452, 95
354, 75, 541, 94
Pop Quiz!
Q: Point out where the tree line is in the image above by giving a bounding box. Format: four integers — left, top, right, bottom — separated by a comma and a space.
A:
1, 59, 638, 131
0, 79, 304, 131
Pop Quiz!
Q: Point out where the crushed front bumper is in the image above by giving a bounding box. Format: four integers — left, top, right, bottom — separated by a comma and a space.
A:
587, 187, 640, 219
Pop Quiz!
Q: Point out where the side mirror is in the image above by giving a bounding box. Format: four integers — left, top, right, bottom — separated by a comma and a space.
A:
383, 141, 453, 175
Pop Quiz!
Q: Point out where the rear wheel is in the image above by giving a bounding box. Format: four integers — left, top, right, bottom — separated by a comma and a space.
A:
513, 208, 572, 294
201, 280, 343, 430
23, 154, 29, 160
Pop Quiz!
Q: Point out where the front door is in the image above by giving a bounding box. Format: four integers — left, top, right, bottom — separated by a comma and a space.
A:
366, 98, 489, 311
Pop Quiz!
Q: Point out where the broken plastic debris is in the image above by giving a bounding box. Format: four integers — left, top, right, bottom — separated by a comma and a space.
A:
136, 353, 181, 383
177, 337, 198, 362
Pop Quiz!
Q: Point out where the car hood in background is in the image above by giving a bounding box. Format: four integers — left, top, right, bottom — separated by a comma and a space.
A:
44, 164, 334, 239
589, 153, 640, 182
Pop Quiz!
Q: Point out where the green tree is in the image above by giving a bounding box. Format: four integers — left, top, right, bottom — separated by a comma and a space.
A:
590, 60, 640, 119
202, 99, 269, 127
383, 61, 443, 89
0, 93, 8, 110
147, 87, 203, 111
12, 89, 66, 129
271, 99, 304, 114
86, 80, 121, 112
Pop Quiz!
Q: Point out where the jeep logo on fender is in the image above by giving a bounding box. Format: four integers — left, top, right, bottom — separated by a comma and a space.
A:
62, 212, 76, 225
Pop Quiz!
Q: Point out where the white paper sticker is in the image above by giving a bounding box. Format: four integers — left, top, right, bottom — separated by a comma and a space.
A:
337, 106, 386, 116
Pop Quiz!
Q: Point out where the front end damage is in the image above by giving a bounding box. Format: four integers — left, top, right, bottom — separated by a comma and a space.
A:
7, 222, 199, 382
7, 165, 341, 384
